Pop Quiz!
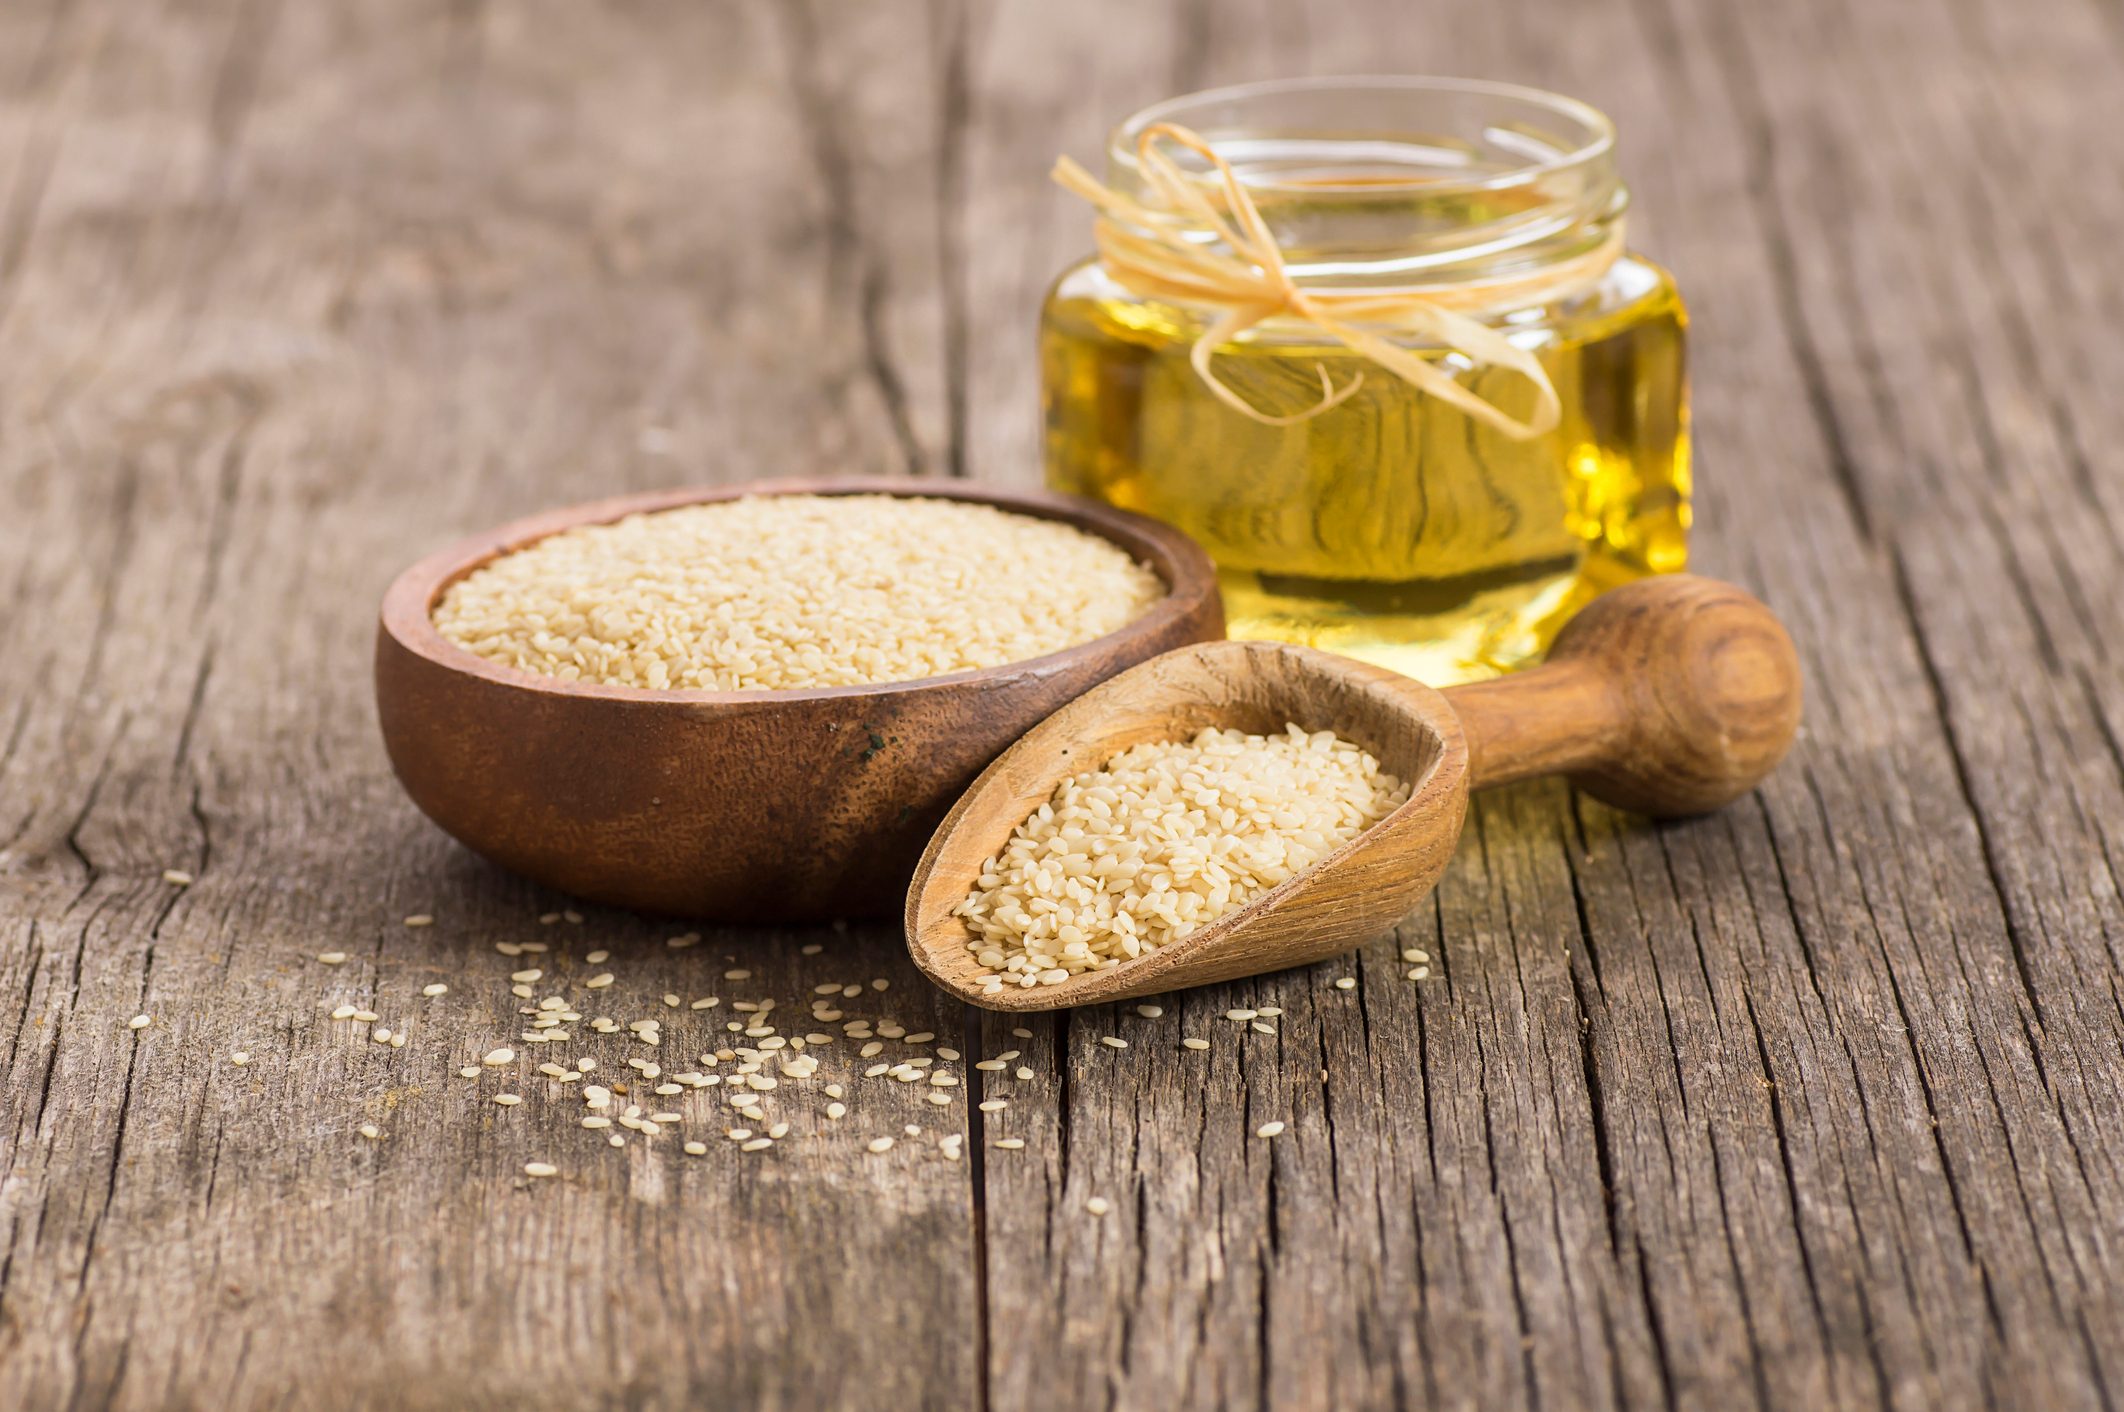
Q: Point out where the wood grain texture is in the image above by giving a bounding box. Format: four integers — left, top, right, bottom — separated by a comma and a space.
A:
2, 0, 2121, 1408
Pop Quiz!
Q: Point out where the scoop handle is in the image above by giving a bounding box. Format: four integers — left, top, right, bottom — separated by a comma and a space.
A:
1438, 575, 1802, 817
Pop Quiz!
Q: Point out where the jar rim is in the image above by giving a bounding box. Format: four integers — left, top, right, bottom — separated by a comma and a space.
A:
1109, 75, 1617, 200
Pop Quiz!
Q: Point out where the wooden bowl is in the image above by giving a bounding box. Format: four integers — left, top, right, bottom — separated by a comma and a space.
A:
373, 478, 1225, 921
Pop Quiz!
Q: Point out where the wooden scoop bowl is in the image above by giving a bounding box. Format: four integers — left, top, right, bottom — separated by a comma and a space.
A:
905, 575, 1802, 1009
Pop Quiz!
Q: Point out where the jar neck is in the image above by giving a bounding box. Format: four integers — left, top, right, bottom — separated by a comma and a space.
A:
1104, 78, 1626, 299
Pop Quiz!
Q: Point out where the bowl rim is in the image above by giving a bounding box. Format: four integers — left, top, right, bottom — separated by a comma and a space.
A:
378, 477, 1223, 706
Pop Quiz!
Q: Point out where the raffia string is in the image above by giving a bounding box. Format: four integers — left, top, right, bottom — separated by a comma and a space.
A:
1053, 123, 1623, 439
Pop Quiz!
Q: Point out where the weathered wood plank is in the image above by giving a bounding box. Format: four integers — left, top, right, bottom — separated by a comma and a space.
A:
2, 0, 2121, 1407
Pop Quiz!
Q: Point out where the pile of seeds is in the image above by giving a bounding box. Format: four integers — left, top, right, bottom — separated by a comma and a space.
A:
956, 724, 1410, 993
431, 494, 1165, 691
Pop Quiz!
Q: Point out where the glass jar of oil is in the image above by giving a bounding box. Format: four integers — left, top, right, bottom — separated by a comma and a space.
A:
1042, 77, 1688, 683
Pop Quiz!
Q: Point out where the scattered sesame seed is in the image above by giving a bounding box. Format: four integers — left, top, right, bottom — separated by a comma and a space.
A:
979, 1099, 1007, 1113
1135, 1005, 1163, 1018
1086, 1196, 1111, 1216
494, 1094, 521, 1106
371, 1026, 392, 1042
683, 1140, 708, 1155
460, 1066, 480, 1078
359, 1124, 381, 1140
353, 1010, 380, 1024
1256, 1121, 1286, 1138
230, 1051, 250, 1065
1225, 1008, 1257, 1021
724, 969, 751, 981
163, 869, 194, 885
318, 952, 348, 965
872, 979, 889, 991
800, 943, 822, 955
936, 1046, 960, 1061
1099, 1036, 1128, 1049
1334, 977, 1356, 990
826, 1102, 846, 1119
404, 915, 434, 927
582, 1116, 611, 1129
1015, 1066, 1034, 1081
1411, 965, 1431, 980
562, 911, 583, 924
331, 1005, 357, 1020
993, 1138, 1025, 1150
539, 913, 560, 925
1011, 1027, 1032, 1039
128, 1014, 150, 1030
510, 968, 542, 983
585, 973, 615, 989
1182, 1037, 1210, 1051
1257, 1006, 1283, 1017
741, 1138, 773, 1152
867, 1137, 895, 1154
483, 1048, 515, 1066
496, 942, 524, 957
423, 983, 449, 997
523, 1162, 557, 1178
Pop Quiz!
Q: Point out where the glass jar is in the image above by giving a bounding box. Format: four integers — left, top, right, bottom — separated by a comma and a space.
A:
1042, 77, 1688, 684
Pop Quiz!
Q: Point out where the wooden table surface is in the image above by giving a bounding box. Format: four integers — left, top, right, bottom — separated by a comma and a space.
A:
4, 1, 2121, 1408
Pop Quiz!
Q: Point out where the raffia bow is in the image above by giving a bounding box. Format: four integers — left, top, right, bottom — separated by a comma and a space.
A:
1053, 123, 1621, 439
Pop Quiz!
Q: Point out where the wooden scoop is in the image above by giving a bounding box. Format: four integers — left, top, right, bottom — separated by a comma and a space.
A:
904, 575, 1802, 1010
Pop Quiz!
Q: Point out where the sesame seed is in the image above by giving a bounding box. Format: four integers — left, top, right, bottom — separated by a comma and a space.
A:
496, 942, 524, 957
389, 1031, 407, 1048
867, 1137, 895, 1154
586, 950, 609, 964
582, 1117, 611, 1129
825, 1102, 846, 1119
585, 974, 615, 989
318, 952, 348, 965
683, 1140, 708, 1155
1334, 977, 1356, 990
1086, 1196, 1111, 1216
993, 1138, 1025, 1150
404, 915, 434, 927
905, 1032, 935, 1044
1225, 1008, 1256, 1021
493, 1094, 521, 1106
423, 983, 449, 997
724, 969, 750, 981
353, 1010, 380, 1024
371, 1026, 391, 1042
800, 943, 822, 955
936, 1046, 960, 1061
563, 911, 583, 924
1100, 1036, 1128, 1049
873, 979, 890, 991
162, 869, 194, 885
978, 1100, 1007, 1112
1402, 948, 1430, 964
523, 1162, 557, 1178
331, 1005, 357, 1020
1411, 965, 1431, 980
1256, 1121, 1286, 1138
1135, 1005, 1163, 1018
230, 1051, 250, 1065
1182, 1037, 1210, 1051
1011, 1027, 1032, 1039
128, 1014, 150, 1030
483, 1048, 515, 1066
1251, 1022, 1275, 1034
510, 968, 542, 983
741, 1138, 773, 1152
1257, 1006, 1283, 1017
359, 1124, 381, 1140
459, 1066, 480, 1078
1015, 1067, 1034, 1081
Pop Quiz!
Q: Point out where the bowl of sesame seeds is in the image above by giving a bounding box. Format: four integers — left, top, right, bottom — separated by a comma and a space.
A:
374, 479, 1223, 920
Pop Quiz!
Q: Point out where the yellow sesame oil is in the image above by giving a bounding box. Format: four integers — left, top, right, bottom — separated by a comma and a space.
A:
1042, 258, 1688, 683
1042, 79, 1690, 683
